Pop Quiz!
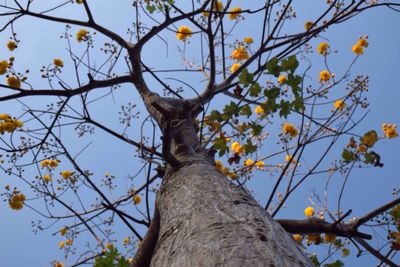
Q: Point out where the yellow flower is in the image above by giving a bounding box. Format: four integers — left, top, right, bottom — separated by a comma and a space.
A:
76, 29, 89, 42
352, 44, 364, 55
43, 175, 52, 183
255, 160, 265, 169
304, 21, 313, 30
285, 155, 296, 163
382, 123, 398, 139
176, 26, 193, 41
244, 159, 254, 167
231, 141, 243, 154
53, 58, 64, 68
254, 105, 264, 115
228, 7, 242, 20
243, 37, 253, 44
229, 172, 238, 180
230, 63, 240, 73
357, 37, 368, 48
60, 170, 73, 179
66, 239, 73, 246
0, 60, 9, 75
334, 100, 346, 110
54, 262, 64, 267
304, 206, 314, 217
133, 194, 141, 205
324, 234, 336, 243
231, 46, 249, 61
9, 193, 26, 210
7, 76, 21, 88
360, 130, 378, 148
307, 234, 322, 245
278, 74, 287, 85
59, 227, 67, 236
76, 0, 84, 3
41, 159, 59, 168
317, 42, 329, 55
7, 41, 17, 51
292, 234, 303, 245
222, 167, 230, 176
0, 114, 10, 120
215, 160, 224, 172
319, 70, 331, 82
283, 122, 298, 138
58, 241, 65, 249
214, 1, 223, 12
123, 237, 130, 246
105, 243, 114, 250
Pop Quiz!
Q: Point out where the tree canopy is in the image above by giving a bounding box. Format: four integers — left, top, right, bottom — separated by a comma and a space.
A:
1, 1, 400, 266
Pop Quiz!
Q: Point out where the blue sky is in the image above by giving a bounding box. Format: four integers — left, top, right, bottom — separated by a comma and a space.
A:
0, 1, 399, 266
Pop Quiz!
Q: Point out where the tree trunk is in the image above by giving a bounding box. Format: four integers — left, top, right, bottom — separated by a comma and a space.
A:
150, 162, 312, 267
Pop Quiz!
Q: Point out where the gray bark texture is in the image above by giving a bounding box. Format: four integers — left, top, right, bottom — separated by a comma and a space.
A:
150, 162, 312, 267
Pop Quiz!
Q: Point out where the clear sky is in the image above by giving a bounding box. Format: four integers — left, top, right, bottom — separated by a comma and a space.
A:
0, 1, 399, 266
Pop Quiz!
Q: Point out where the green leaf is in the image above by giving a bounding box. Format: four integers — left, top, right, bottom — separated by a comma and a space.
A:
390, 205, 400, 220
249, 122, 263, 136
279, 100, 291, 118
238, 69, 254, 86
207, 110, 222, 122
213, 138, 229, 157
323, 260, 344, 267
287, 74, 302, 97
249, 82, 261, 97
240, 105, 252, 117
243, 138, 257, 154
292, 96, 304, 112
309, 254, 320, 267
281, 55, 299, 73
342, 149, 355, 163
265, 57, 281, 77
264, 87, 280, 99
146, 4, 156, 13
223, 101, 240, 118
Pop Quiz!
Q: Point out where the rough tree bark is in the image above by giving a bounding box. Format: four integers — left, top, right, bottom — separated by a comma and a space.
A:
132, 94, 313, 266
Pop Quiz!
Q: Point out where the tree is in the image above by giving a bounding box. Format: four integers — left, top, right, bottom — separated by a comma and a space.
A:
1, 0, 400, 266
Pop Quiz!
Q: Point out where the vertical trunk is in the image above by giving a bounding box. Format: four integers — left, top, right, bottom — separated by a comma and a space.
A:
150, 162, 312, 267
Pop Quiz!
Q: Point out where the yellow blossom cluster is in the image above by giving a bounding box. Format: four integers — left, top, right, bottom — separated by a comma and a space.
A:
7, 76, 21, 88
319, 70, 331, 82
304, 206, 314, 217
59, 227, 67, 236
304, 21, 313, 30
278, 74, 287, 85
76, 0, 84, 3
53, 58, 64, 68
54, 262, 64, 267
382, 123, 398, 138
317, 42, 329, 55
60, 170, 73, 179
133, 194, 141, 205
0, 113, 23, 134
230, 63, 240, 73
7, 41, 17, 51
307, 234, 322, 245
231, 141, 244, 155
228, 7, 242, 20
334, 99, 346, 110
0, 60, 9, 75
9, 191, 26, 210
43, 175, 52, 183
243, 37, 253, 44
40, 159, 60, 168
254, 105, 264, 115
283, 122, 298, 138
76, 29, 89, 42
285, 155, 296, 163
123, 237, 130, 246
292, 234, 303, 245
352, 36, 368, 55
231, 46, 249, 61
215, 160, 238, 180
176, 26, 193, 41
